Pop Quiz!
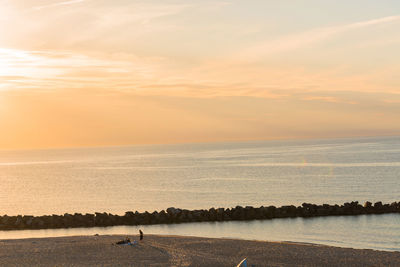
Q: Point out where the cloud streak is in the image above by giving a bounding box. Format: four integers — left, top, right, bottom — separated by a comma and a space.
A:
33, 0, 86, 10
302, 96, 357, 105
0, 48, 159, 91
239, 15, 400, 60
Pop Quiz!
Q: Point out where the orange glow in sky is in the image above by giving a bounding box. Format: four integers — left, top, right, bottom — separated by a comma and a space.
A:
0, 1, 399, 149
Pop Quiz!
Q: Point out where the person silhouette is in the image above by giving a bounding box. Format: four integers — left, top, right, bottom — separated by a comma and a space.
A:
139, 229, 143, 241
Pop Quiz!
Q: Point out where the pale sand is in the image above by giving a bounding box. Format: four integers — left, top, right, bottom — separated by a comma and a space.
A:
0, 235, 399, 266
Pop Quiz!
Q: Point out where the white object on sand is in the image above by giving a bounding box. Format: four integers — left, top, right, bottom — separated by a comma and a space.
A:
236, 258, 247, 267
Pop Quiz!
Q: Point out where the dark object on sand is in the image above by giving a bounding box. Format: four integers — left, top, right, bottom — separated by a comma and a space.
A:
116, 237, 131, 245
139, 230, 143, 241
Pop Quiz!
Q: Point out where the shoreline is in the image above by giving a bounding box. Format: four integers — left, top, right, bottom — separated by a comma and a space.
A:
1, 213, 399, 253
0, 230, 398, 253
0, 233, 360, 251
0, 234, 399, 266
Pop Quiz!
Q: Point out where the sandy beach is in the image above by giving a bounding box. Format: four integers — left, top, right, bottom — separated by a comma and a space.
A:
0, 235, 399, 266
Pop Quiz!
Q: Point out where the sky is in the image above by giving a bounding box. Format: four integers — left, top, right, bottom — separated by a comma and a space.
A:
0, 0, 400, 149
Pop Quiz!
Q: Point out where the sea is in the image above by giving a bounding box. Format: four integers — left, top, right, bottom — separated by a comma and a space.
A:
0, 136, 399, 251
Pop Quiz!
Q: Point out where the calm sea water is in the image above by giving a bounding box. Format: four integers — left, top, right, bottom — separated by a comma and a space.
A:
0, 136, 399, 250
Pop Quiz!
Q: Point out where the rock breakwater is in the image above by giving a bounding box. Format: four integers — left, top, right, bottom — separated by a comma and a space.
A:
1, 201, 399, 231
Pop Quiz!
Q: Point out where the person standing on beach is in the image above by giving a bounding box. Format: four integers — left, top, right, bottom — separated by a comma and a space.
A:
139, 229, 143, 241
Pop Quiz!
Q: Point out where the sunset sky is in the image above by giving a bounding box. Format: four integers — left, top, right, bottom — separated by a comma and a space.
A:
1, 0, 400, 149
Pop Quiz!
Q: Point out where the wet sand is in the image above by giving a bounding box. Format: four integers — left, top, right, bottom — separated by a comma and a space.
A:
0, 235, 399, 266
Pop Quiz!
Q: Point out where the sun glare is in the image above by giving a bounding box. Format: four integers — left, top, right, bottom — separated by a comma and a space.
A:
0, 48, 53, 84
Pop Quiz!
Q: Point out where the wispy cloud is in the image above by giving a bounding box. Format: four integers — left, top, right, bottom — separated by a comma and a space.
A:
33, 0, 86, 10
302, 96, 357, 105
0, 48, 158, 91
239, 15, 400, 60
383, 99, 400, 104
1, 45, 398, 102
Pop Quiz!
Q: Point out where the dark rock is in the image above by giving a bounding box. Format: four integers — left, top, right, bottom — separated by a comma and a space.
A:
280, 205, 297, 217
166, 207, 182, 218
231, 208, 245, 220
265, 206, 276, 218
208, 208, 217, 220
390, 202, 400, 212
244, 206, 256, 219
24, 216, 34, 227
1, 200, 398, 230
215, 208, 225, 220
373, 202, 384, 213
15, 215, 25, 229
0, 215, 10, 229
364, 201, 372, 208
